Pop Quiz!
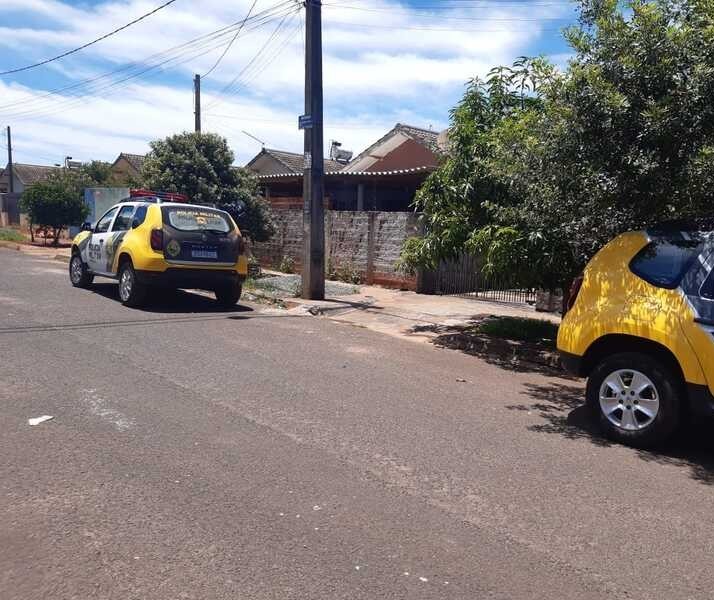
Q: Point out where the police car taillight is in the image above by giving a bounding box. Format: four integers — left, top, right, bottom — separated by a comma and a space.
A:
150, 229, 163, 252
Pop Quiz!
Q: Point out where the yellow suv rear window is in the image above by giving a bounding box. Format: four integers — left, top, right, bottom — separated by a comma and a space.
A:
630, 239, 702, 289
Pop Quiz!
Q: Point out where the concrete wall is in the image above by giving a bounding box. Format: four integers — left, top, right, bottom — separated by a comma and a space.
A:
0, 193, 21, 225
253, 209, 419, 290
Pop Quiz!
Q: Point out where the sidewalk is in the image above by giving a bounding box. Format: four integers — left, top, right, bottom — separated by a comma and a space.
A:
0, 240, 71, 262
283, 281, 560, 344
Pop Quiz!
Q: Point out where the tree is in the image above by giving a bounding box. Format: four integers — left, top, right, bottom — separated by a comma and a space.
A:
20, 170, 89, 246
79, 160, 113, 185
399, 57, 556, 279
141, 132, 274, 242
403, 0, 714, 295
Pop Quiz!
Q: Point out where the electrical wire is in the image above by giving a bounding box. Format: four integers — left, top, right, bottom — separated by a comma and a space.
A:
203, 8, 302, 111
0, 0, 181, 76
0, 2, 298, 120
321, 19, 568, 32
322, 3, 575, 21
0, 0, 296, 112
201, 0, 260, 78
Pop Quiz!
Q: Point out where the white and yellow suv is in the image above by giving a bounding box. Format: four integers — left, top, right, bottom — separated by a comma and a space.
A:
69, 191, 248, 308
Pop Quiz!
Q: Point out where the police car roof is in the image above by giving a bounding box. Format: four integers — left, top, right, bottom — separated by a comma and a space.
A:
120, 200, 224, 212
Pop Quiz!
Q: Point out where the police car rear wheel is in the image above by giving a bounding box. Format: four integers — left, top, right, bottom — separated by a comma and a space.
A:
214, 282, 242, 307
69, 254, 93, 288
118, 262, 146, 308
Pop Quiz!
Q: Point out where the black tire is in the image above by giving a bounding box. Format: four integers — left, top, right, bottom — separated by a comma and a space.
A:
69, 253, 94, 288
117, 261, 147, 308
586, 352, 682, 448
214, 281, 242, 307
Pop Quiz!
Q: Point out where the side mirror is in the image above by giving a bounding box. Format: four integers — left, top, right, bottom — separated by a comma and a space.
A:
81, 222, 93, 232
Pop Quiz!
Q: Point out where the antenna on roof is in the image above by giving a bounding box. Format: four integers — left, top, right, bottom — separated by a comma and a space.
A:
242, 130, 266, 148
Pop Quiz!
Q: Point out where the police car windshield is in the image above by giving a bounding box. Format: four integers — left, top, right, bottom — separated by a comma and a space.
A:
163, 206, 232, 233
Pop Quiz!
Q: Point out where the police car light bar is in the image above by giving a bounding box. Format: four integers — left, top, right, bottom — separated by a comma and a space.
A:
129, 189, 189, 203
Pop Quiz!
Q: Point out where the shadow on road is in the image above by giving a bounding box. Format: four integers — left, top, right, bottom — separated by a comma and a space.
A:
89, 283, 253, 314
413, 319, 571, 378
516, 380, 714, 486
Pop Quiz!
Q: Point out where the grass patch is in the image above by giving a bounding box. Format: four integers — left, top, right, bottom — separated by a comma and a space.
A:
0, 228, 25, 243
475, 316, 559, 347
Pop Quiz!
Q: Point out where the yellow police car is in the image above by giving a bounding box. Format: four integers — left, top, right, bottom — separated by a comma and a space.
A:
69, 190, 248, 308
558, 228, 714, 447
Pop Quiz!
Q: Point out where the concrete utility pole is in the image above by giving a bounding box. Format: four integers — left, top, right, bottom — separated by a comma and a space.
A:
302, 0, 325, 300
6, 126, 14, 193
194, 74, 201, 133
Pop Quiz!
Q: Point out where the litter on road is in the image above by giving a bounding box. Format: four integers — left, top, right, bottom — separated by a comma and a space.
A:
28, 415, 54, 426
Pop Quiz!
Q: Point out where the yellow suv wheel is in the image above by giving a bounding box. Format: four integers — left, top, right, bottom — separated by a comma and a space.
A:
586, 352, 682, 447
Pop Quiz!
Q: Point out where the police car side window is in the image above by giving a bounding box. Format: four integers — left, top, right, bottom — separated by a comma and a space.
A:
132, 205, 147, 227
112, 206, 135, 232
95, 207, 119, 234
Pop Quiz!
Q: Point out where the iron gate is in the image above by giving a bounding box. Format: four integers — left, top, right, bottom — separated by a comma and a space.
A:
434, 253, 536, 304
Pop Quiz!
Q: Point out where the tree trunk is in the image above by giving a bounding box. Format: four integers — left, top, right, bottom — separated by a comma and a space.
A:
29, 220, 34, 243
52, 226, 62, 247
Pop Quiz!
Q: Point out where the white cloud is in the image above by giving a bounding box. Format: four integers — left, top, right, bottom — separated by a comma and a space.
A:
0, 0, 574, 165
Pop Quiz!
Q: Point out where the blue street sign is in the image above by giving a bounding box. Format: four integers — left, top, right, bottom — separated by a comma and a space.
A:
298, 114, 313, 130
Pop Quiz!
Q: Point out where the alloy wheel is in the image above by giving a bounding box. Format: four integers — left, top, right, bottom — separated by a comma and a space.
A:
599, 369, 660, 431
119, 268, 133, 302
70, 256, 83, 284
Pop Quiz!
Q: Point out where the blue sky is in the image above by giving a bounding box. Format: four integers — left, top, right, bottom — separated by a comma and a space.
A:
0, 0, 579, 166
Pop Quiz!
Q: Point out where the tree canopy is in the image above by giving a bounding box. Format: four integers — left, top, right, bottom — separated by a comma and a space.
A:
402, 0, 714, 292
20, 170, 89, 245
141, 132, 274, 242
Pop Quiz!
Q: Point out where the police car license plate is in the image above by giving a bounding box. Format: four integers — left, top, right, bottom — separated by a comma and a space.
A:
192, 248, 218, 259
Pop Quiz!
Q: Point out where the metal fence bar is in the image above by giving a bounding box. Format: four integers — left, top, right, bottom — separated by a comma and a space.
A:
434, 253, 535, 305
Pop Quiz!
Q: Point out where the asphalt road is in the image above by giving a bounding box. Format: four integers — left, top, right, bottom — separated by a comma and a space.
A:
2, 249, 714, 600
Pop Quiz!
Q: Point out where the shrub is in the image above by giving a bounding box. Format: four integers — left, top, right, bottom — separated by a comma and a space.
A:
20, 174, 88, 246
278, 255, 295, 274
327, 260, 362, 284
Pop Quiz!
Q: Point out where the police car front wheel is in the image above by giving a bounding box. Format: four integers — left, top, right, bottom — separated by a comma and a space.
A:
69, 254, 93, 289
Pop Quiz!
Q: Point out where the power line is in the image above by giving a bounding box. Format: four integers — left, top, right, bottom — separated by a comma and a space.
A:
0, 1, 296, 111
323, 3, 575, 21
204, 8, 302, 111
0, 2, 298, 120
0, 0, 181, 76
201, 0, 260, 78
321, 19, 568, 32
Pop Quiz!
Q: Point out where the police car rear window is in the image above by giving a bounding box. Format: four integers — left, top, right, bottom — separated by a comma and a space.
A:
162, 207, 232, 233
630, 239, 702, 289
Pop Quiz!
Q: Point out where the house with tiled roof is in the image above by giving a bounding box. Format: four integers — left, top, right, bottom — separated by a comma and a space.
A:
110, 152, 146, 182
342, 123, 442, 173
245, 148, 344, 177
0, 163, 60, 194
245, 123, 445, 211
